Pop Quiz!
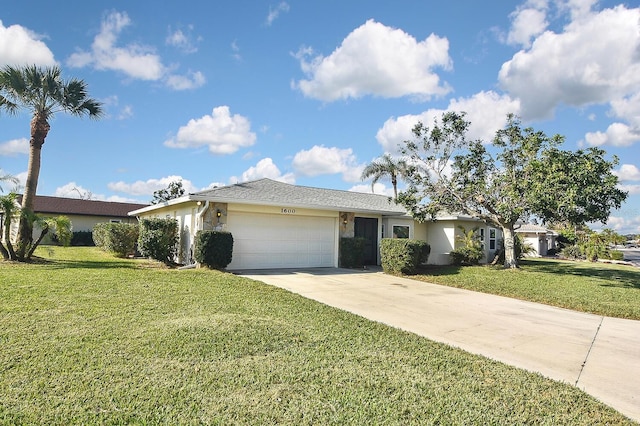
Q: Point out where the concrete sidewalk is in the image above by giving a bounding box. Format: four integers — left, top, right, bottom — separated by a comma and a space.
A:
238, 267, 640, 422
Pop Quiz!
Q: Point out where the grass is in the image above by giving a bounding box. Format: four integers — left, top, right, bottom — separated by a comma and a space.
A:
412, 258, 640, 320
0, 247, 636, 425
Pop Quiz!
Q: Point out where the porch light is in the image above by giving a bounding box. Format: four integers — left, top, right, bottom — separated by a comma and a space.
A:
216, 210, 222, 218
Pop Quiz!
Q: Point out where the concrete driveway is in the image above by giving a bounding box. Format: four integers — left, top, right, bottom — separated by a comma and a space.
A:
238, 267, 640, 422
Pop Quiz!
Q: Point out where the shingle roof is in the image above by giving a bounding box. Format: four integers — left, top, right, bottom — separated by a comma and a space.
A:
192, 179, 407, 215
131, 178, 407, 216
515, 223, 553, 233
17, 195, 148, 218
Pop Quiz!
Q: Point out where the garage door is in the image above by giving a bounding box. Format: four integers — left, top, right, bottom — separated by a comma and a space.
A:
226, 212, 336, 269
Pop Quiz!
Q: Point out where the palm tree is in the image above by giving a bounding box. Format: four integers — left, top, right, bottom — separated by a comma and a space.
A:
0, 65, 102, 260
0, 171, 17, 193
360, 153, 407, 199
0, 192, 18, 260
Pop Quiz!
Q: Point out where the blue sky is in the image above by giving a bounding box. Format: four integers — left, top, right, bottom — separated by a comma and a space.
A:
1, 1, 640, 234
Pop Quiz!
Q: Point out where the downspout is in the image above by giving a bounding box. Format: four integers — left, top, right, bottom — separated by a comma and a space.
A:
196, 201, 210, 230
190, 201, 210, 266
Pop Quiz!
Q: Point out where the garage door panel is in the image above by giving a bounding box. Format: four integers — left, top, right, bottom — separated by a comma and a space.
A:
226, 212, 336, 269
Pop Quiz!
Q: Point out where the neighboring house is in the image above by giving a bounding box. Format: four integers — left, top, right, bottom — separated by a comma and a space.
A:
129, 178, 502, 270
1, 195, 148, 244
515, 223, 558, 257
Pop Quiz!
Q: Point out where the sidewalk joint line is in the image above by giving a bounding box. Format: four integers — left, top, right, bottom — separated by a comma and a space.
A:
575, 316, 604, 386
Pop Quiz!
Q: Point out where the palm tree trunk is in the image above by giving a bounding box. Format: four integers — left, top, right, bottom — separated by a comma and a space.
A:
3, 214, 16, 260
391, 175, 398, 199
15, 115, 48, 260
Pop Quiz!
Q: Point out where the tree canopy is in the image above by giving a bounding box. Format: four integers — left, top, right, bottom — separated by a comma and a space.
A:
151, 180, 186, 204
397, 112, 627, 268
360, 153, 407, 199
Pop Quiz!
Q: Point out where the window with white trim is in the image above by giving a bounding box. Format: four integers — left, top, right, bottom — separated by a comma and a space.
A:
392, 225, 410, 239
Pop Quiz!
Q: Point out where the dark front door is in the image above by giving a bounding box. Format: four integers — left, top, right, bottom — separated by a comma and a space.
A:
354, 217, 378, 265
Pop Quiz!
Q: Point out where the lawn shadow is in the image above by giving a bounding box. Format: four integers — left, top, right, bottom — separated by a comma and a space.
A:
521, 259, 640, 289
27, 256, 151, 270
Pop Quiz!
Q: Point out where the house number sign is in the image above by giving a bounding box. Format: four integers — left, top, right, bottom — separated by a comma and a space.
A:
281, 208, 296, 214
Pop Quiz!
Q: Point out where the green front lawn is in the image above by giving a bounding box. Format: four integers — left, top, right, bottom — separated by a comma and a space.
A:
0, 247, 635, 424
413, 258, 640, 320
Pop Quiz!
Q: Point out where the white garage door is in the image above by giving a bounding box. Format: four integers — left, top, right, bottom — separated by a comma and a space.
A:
226, 212, 336, 269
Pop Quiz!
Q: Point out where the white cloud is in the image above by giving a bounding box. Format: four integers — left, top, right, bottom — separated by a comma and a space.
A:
166, 26, 199, 54
165, 71, 206, 90
0, 138, 29, 156
506, 2, 549, 47
67, 11, 164, 80
348, 182, 394, 197
52, 182, 147, 202
618, 184, 640, 195
584, 122, 640, 147
610, 92, 640, 129
499, 5, 640, 120
231, 158, 295, 184
614, 164, 640, 182
67, 11, 204, 90
593, 214, 640, 234
0, 20, 56, 67
376, 91, 520, 152
292, 145, 363, 182
164, 106, 256, 155
116, 105, 134, 120
54, 182, 95, 199
266, 2, 290, 26
293, 19, 452, 102
108, 175, 199, 196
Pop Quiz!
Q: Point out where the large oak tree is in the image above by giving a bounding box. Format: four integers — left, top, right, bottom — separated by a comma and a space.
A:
397, 112, 627, 268
0, 65, 102, 260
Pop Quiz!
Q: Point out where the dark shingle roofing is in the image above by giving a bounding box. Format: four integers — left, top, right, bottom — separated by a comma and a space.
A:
132, 179, 407, 216
18, 195, 148, 218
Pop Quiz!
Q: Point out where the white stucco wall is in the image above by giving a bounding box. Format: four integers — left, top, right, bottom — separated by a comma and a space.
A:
424, 221, 456, 265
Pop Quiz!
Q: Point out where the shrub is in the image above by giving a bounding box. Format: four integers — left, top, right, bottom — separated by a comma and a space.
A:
339, 237, 366, 268
93, 223, 139, 257
138, 218, 179, 264
608, 250, 624, 261
450, 246, 484, 265
194, 231, 233, 269
380, 239, 430, 275
561, 245, 583, 260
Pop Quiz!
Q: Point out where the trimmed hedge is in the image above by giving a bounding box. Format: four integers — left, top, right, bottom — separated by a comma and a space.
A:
339, 237, 366, 268
380, 238, 430, 275
138, 218, 179, 264
194, 231, 233, 269
93, 223, 139, 257
607, 250, 624, 261
450, 246, 484, 265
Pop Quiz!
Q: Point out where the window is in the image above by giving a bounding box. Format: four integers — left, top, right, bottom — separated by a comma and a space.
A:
392, 225, 409, 239
489, 228, 496, 250
110, 219, 121, 223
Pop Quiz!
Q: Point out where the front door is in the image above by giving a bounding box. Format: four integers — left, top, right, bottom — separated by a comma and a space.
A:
354, 217, 378, 265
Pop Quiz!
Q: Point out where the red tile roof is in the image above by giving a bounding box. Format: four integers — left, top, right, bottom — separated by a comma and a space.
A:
17, 195, 148, 218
